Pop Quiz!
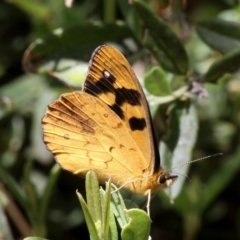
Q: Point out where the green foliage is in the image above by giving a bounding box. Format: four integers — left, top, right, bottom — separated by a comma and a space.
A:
1, 0, 240, 239
144, 67, 172, 96
76, 171, 150, 240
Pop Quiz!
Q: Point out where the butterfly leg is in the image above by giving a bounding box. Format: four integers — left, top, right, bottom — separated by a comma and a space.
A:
146, 189, 151, 218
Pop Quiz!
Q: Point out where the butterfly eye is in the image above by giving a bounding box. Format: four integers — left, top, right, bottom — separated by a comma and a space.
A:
159, 175, 166, 184
159, 174, 178, 186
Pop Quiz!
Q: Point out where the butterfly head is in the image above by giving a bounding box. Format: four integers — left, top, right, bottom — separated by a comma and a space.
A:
158, 172, 178, 188
142, 170, 178, 194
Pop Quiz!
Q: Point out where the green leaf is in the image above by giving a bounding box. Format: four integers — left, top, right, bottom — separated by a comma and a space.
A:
0, 164, 26, 214
117, 0, 143, 40
50, 63, 88, 88
133, 0, 188, 74
38, 164, 61, 232
149, 85, 188, 106
152, 49, 182, 74
23, 161, 44, 235
86, 171, 102, 225
160, 101, 198, 199
23, 22, 133, 76
121, 209, 150, 240
77, 191, 100, 240
9, 0, 50, 19
101, 181, 111, 240
31, 88, 59, 162
103, 0, 116, 23
144, 66, 172, 96
79, 172, 119, 240
0, 75, 48, 117
108, 197, 119, 240
100, 181, 118, 240
110, 185, 130, 229
100, 189, 118, 240
204, 48, 240, 82
197, 19, 240, 53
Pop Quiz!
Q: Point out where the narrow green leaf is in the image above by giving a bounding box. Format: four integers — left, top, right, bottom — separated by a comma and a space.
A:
146, 40, 182, 74
104, 181, 112, 239
100, 185, 118, 240
133, 0, 188, 74
144, 66, 172, 96
86, 171, 102, 224
117, 0, 143, 40
204, 48, 240, 82
9, 0, 50, 19
101, 180, 111, 240
108, 199, 118, 240
160, 102, 198, 199
121, 209, 150, 240
110, 184, 130, 229
23, 161, 43, 235
77, 191, 100, 240
103, 0, 116, 23
39, 164, 61, 227
0, 165, 26, 211
197, 19, 240, 53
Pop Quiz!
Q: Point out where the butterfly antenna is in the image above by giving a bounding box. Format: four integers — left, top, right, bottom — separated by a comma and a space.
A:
169, 153, 223, 171
169, 171, 191, 182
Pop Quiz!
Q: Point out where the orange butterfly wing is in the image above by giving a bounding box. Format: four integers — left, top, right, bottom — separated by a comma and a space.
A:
42, 45, 175, 195
83, 45, 160, 174
43, 91, 150, 190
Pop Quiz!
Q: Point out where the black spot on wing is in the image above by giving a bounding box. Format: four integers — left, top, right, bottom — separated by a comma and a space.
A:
84, 76, 115, 95
115, 88, 141, 107
110, 88, 141, 120
85, 76, 141, 108
129, 117, 146, 131
109, 103, 124, 119
84, 70, 142, 120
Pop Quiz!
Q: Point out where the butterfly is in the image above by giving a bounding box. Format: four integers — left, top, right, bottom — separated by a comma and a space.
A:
42, 45, 178, 204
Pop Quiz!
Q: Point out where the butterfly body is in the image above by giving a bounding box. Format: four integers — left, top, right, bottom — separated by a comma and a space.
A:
42, 45, 177, 195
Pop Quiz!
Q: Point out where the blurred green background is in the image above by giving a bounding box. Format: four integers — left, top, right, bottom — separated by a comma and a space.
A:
1, 0, 240, 239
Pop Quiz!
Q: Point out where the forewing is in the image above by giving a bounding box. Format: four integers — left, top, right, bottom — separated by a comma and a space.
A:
83, 45, 158, 172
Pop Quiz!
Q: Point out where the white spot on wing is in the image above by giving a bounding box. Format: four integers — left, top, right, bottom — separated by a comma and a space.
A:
103, 70, 110, 78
